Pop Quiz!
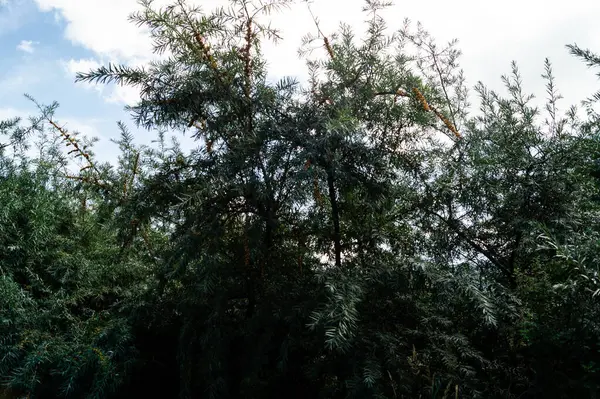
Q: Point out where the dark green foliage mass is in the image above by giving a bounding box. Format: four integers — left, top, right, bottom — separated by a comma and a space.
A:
1, 1, 600, 398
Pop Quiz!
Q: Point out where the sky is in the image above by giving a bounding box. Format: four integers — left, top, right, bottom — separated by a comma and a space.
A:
1, 0, 600, 165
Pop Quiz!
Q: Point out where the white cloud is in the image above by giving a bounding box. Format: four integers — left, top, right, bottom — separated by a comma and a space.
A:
16, 39, 38, 53
60, 57, 104, 95
62, 57, 101, 77
60, 57, 141, 105
0, 61, 47, 95
0, 107, 29, 120
33, 0, 600, 111
32, 0, 160, 62
104, 85, 141, 107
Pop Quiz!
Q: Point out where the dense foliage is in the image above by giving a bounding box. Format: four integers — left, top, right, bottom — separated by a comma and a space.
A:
1, 1, 600, 397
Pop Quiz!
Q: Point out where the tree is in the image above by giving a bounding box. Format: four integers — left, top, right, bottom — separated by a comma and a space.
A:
2, 0, 600, 398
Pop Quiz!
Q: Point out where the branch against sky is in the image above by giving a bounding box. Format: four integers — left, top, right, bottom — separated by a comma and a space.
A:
1, 0, 600, 166
20, 0, 600, 109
